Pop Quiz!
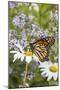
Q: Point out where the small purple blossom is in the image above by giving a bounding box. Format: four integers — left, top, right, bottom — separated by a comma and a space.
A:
20, 39, 27, 49
27, 72, 35, 81
9, 38, 18, 50
9, 30, 18, 50
21, 71, 34, 81
8, 1, 16, 8
31, 24, 47, 38
13, 13, 26, 28
20, 31, 28, 49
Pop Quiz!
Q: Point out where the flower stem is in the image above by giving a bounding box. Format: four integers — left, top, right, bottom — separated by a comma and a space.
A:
23, 63, 28, 86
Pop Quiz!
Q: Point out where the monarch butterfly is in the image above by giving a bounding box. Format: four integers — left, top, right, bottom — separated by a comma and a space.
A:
30, 36, 55, 61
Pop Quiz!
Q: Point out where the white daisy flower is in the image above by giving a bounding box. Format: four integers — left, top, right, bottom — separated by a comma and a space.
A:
39, 61, 58, 81
10, 42, 39, 64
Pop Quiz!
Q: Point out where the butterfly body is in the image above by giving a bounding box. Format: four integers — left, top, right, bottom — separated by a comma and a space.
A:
30, 36, 55, 61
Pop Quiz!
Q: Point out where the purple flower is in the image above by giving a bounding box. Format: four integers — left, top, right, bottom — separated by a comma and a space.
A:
13, 13, 26, 28
31, 24, 47, 38
8, 1, 16, 8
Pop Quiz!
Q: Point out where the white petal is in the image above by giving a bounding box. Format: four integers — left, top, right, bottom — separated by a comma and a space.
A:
15, 43, 24, 52
21, 55, 24, 61
40, 68, 46, 71
44, 72, 49, 77
14, 52, 20, 58
47, 74, 52, 81
39, 61, 49, 68
39, 61, 54, 69
18, 53, 22, 59
40, 64, 48, 69
41, 71, 46, 76
25, 56, 32, 64
53, 72, 58, 81
41, 69, 49, 76
10, 51, 18, 53
13, 59, 16, 62
13, 54, 18, 62
13, 52, 22, 62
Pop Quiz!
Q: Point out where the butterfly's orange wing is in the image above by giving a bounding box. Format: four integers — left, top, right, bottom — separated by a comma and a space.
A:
30, 36, 55, 61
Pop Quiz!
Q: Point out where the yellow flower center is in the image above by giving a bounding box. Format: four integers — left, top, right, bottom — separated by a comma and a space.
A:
23, 52, 33, 56
49, 65, 58, 72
